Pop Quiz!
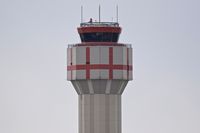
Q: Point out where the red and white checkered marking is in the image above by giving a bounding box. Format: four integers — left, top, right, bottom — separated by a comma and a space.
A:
67, 46, 133, 80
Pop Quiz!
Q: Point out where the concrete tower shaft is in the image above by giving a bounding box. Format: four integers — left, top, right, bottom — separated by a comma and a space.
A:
67, 22, 133, 133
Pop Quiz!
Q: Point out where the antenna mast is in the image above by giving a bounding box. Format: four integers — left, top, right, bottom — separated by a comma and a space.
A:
116, 5, 118, 23
99, 5, 101, 22
81, 6, 83, 23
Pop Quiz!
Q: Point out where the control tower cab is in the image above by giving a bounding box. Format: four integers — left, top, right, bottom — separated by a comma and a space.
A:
78, 21, 121, 42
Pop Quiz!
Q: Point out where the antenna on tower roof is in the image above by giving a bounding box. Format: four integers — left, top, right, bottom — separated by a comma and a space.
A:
81, 6, 83, 23
99, 5, 101, 22
116, 5, 119, 23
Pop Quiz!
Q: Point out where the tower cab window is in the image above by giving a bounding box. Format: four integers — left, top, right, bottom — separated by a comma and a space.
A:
80, 32, 119, 42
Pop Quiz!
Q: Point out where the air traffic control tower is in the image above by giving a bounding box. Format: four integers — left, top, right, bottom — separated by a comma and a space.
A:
67, 19, 133, 133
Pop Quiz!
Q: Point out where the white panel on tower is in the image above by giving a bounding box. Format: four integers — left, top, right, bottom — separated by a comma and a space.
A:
67, 71, 71, 80
100, 70, 109, 79
72, 47, 76, 65
76, 47, 86, 65
100, 47, 109, 64
90, 70, 100, 79
90, 46, 100, 64
122, 70, 127, 79
129, 70, 133, 80
122, 47, 127, 65
128, 48, 132, 65
67, 48, 71, 66
75, 70, 86, 79
113, 47, 123, 64
72, 70, 76, 80
113, 70, 123, 79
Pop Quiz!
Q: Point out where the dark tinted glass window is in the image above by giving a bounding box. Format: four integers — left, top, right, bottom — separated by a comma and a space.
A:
80, 32, 119, 42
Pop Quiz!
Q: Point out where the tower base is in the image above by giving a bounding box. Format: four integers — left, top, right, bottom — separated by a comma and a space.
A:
79, 94, 121, 133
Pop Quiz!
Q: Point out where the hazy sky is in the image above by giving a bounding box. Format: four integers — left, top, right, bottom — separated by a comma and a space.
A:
0, 0, 200, 133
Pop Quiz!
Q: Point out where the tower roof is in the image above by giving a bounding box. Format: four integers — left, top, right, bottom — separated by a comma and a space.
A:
80, 22, 119, 27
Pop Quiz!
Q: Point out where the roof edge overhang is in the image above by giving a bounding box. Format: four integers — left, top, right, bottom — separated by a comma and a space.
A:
68, 42, 132, 48
77, 27, 121, 33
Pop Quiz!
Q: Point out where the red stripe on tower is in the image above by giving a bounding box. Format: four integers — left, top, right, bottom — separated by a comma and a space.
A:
109, 47, 113, 79
67, 64, 132, 71
86, 47, 90, 79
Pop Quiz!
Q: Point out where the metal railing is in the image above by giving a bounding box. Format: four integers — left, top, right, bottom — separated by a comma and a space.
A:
68, 43, 132, 48
80, 22, 119, 27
